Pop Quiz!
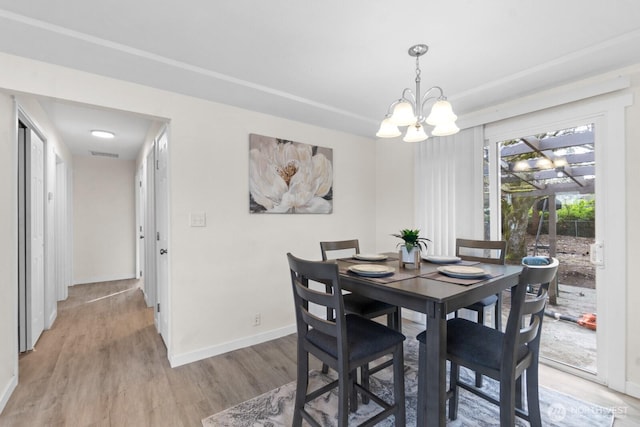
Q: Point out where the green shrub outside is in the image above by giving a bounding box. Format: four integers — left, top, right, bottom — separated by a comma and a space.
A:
557, 199, 595, 222
532, 199, 595, 238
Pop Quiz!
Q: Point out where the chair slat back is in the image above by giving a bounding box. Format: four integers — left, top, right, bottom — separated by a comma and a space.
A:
518, 290, 548, 346
455, 238, 506, 265
320, 239, 360, 261
287, 253, 345, 340
502, 259, 559, 367
294, 280, 340, 338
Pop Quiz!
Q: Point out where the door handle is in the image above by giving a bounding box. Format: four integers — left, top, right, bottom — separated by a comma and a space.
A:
140, 235, 144, 239
160, 249, 168, 255
589, 241, 603, 266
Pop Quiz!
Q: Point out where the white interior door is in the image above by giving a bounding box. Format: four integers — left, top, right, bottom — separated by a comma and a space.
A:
18, 126, 27, 352
44, 142, 56, 328
144, 147, 156, 311
155, 130, 169, 344
135, 167, 144, 280
26, 129, 45, 349
55, 158, 69, 301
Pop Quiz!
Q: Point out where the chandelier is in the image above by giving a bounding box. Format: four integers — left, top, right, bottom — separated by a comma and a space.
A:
376, 44, 460, 142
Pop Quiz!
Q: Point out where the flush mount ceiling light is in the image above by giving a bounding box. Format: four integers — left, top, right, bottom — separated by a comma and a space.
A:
91, 130, 115, 139
376, 44, 460, 142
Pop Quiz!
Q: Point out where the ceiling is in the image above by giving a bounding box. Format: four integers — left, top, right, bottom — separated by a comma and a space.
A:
1, 1, 640, 158
37, 98, 156, 160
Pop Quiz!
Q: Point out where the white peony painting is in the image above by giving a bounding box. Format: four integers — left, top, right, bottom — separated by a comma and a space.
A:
249, 134, 333, 214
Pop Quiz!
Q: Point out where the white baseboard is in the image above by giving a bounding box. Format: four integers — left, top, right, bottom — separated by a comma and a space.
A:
626, 380, 640, 399
168, 324, 297, 368
45, 309, 57, 330
72, 273, 136, 285
0, 375, 18, 416
142, 289, 154, 308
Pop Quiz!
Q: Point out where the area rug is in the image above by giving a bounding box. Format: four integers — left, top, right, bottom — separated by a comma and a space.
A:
202, 340, 614, 426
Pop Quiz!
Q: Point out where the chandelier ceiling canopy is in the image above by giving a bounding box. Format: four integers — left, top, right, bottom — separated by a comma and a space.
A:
376, 44, 460, 142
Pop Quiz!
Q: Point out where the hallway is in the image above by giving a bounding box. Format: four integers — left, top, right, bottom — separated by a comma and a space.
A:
0, 279, 298, 426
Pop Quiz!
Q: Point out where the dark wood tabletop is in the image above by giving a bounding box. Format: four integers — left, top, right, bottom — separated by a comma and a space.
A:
337, 254, 522, 427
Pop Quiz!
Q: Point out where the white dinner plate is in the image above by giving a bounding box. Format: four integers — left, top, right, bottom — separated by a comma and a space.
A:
348, 264, 395, 277
423, 255, 461, 264
354, 253, 388, 261
437, 265, 488, 279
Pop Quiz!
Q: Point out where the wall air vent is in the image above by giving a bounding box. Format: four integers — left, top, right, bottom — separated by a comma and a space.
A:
90, 150, 119, 158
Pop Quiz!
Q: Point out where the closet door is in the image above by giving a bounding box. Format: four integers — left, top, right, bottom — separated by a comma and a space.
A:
26, 129, 45, 349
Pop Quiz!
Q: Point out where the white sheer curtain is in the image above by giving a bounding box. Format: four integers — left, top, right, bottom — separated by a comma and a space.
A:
415, 126, 485, 256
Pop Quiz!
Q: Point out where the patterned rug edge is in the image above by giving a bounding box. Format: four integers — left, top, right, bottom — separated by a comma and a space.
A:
202, 340, 614, 427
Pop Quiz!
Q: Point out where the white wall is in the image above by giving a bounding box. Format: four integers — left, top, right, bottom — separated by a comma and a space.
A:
0, 92, 18, 413
0, 52, 378, 372
625, 70, 640, 395
73, 156, 136, 284
374, 139, 415, 252
166, 100, 376, 365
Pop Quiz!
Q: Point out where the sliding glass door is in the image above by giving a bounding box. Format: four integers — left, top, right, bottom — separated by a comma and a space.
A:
485, 124, 598, 375
482, 95, 629, 389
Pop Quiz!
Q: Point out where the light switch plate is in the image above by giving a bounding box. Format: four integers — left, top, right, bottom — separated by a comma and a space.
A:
190, 211, 206, 227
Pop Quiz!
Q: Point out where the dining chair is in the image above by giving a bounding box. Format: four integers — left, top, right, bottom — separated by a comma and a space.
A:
320, 239, 403, 387
320, 239, 402, 332
416, 258, 559, 427
287, 253, 406, 427
455, 238, 506, 387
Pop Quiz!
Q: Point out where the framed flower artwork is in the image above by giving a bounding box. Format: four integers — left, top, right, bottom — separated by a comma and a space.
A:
249, 134, 333, 214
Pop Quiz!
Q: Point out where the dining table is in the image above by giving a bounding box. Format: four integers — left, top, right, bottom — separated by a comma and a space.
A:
336, 252, 523, 427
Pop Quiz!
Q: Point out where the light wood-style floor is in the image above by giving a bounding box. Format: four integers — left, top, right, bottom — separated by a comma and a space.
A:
0, 279, 638, 426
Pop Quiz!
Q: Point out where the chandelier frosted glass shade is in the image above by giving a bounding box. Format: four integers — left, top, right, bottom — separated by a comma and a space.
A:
403, 124, 428, 142
376, 118, 401, 138
432, 121, 460, 137
425, 100, 457, 126
376, 44, 460, 142
389, 101, 417, 126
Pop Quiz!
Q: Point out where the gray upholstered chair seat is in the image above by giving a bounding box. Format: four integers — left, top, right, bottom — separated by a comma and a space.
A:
343, 294, 397, 318
466, 294, 499, 311
417, 318, 529, 371
308, 314, 405, 362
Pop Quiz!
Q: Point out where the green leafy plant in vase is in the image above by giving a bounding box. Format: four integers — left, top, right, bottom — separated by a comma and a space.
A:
392, 229, 431, 265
